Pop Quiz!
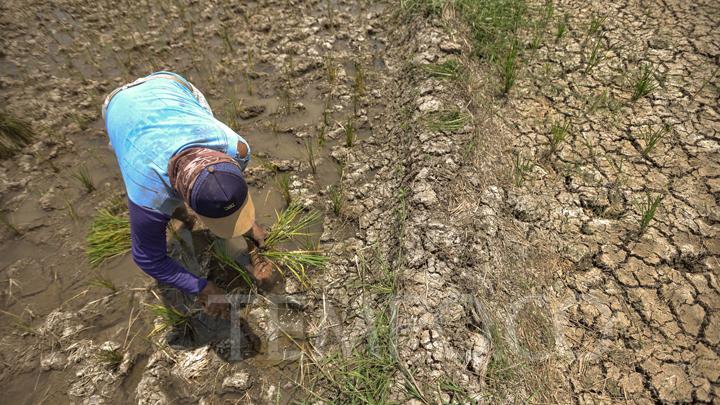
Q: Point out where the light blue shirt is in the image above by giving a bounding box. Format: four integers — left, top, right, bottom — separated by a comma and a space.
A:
104, 72, 249, 215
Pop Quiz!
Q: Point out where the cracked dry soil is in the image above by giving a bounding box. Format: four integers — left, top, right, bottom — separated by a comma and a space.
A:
1, 0, 718, 404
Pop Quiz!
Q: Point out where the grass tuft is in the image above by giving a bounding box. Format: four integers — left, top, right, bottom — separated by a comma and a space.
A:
89, 276, 118, 292
512, 151, 534, 187
96, 348, 124, 370
555, 13, 568, 41
145, 303, 192, 338
275, 173, 292, 206
423, 59, 463, 80
426, 110, 470, 132
342, 118, 356, 147
637, 124, 670, 158
638, 192, 663, 234
499, 40, 520, 94
0, 112, 34, 158
86, 201, 131, 267
329, 184, 344, 216
548, 119, 571, 155
630, 63, 659, 101
305, 138, 317, 175
400, 0, 446, 16
72, 164, 96, 193
324, 56, 337, 85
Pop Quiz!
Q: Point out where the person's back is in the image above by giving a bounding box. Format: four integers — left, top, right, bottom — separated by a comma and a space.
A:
104, 72, 248, 215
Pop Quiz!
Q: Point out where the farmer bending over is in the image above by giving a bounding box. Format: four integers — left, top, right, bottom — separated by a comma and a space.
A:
102, 71, 272, 317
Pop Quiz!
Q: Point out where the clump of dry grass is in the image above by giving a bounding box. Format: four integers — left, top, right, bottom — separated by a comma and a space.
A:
0, 112, 34, 158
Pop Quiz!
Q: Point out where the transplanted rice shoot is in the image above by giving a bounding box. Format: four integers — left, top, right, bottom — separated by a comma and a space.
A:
263, 201, 321, 249
260, 249, 328, 288
211, 241, 253, 288
86, 202, 131, 267
261, 202, 326, 287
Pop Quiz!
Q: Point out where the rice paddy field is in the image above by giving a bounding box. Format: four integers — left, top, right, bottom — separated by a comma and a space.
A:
0, 0, 718, 403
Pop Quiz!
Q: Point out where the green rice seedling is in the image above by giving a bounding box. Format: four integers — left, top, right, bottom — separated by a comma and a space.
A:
72, 164, 96, 193
211, 242, 253, 287
555, 13, 568, 42
0, 111, 34, 158
548, 119, 571, 155
324, 56, 337, 85
631, 63, 659, 101
64, 198, 79, 222
221, 23, 233, 53
584, 38, 605, 73
512, 152, 534, 187
304, 138, 317, 175
86, 204, 131, 267
423, 59, 463, 80
275, 173, 292, 205
638, 124, 670, 158
96, 348, 123, 370
89, 276, 118, 292
264, 202, 321, 249
426, 110, 470, 132
329, 184, 344, 216
586, 14, 607, 41
354, 61, 366, 97
260, 250, 327, 288
318, 123, 327, 146
342, 118, 356, 147
499, 40, 520, 94
529, 1, 553, 50
323, 97, 332, 127
245, 49, 254, 96
145, 303, 192, 338
638, 192, 663, 234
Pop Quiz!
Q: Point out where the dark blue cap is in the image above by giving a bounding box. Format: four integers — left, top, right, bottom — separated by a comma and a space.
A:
190, 162, 248, 218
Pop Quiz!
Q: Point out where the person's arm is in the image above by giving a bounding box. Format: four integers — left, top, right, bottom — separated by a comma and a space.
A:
128, 199, 207, 294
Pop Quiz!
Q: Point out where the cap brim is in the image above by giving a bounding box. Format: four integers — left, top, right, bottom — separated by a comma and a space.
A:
196, 193, 255, 239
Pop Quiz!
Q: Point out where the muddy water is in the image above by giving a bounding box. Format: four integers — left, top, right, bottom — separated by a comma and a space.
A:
1, 0, 387, 402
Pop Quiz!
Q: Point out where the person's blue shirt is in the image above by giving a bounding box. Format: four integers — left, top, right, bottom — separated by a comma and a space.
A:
104, 72, 250, 294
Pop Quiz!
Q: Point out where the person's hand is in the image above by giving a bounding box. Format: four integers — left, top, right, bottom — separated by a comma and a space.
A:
249, 249, 275, 289
247, 222, 267, 249
198, 281, 229, 319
